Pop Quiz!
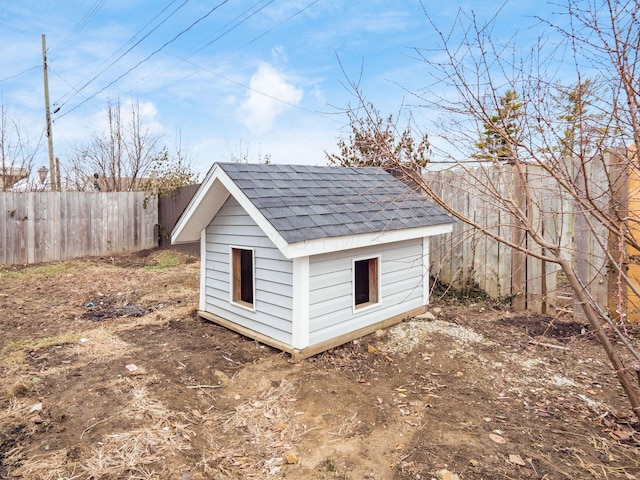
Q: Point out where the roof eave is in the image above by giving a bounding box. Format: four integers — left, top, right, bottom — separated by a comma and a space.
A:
281, 221, 454, 259
171, 164, 226, 244
171, 164, 290, 254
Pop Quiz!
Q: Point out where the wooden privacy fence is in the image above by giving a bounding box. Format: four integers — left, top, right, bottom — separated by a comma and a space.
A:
427, 158, 613, 317
0, 191, 158, 265
157, 183, 200, 257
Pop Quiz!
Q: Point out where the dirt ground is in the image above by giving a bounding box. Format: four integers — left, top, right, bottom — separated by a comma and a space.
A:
1, 250, 639, 480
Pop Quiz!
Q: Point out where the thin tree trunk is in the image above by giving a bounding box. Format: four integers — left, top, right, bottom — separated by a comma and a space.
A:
560, 259, 640, 422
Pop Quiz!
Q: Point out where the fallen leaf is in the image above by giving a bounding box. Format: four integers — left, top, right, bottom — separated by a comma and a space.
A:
368, 345, 378, 353
436, 469, 460, 480
489, 433, 506, 444
610, 429, 634, 441
508, 454, 526, 466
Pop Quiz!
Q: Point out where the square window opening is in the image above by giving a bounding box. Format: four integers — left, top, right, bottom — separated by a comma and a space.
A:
232, 248, 254, 308
354, 257, 379, 309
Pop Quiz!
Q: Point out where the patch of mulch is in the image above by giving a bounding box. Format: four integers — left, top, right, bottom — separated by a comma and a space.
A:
80, 301, 151, 321
498, 315, 590, 342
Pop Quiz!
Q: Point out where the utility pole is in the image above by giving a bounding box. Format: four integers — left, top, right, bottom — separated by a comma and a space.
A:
41, 33, 57, 191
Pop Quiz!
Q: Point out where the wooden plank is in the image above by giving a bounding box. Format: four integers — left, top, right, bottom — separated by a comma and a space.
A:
47, 192, 59, 261
7, 193, 15, 264
132, 192, 141, 249
511, 164, 527, 311
100, 192, 108, 255
143, 193, 158, 249
199, 309, 296, 355
26, 193, 35, 264
451, 172, 466, 288
541, 170, 560, 312
33, 193, 43, 264
75, 192, 86, 257
0, 193, 6, 264
486, 164, 504, 297
124, 192, 132, 252
527, 165, 544, 313
58, 192, 67, 260
469, 170, 483, 293
476, 166, 491, 296
429, 171, 447, 284
76, 192, 86, 257
439, 170, 454, 286
607, 153, 630, 320
292, 305, 426, 360
588, 154, 610, 313
496, 163, 512, 299
573, 154, 610, 319
16, 193, 28, 264
573, 156, 593, 320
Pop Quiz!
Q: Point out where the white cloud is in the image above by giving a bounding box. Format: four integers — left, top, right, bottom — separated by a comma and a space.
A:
238, 63, 303, 134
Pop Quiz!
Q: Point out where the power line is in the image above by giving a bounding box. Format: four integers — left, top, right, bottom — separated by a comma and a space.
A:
0, 65, 39, 84
140, 0, 326, 114
200, 0, 321, 56
196, 0, 276, 54
54, 0, 189, 109
49, 67, 102, 115
56, 0, 230, 120
49, 0, 107, 57
0, 2, 105, 107
171, 55, 341, 123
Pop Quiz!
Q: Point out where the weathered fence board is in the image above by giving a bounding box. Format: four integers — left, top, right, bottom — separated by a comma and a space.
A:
426, 159, 614, 316
0, 192, 158, 265
572, 155, 610, 319
157, 184, 200, 257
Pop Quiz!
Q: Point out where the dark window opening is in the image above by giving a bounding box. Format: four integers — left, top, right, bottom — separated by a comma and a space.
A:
232, 248, 254, 307
354, 258, 379, 309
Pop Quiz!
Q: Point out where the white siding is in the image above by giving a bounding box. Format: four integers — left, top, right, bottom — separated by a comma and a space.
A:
204, 197, 293, 344
308, 238, 425, 345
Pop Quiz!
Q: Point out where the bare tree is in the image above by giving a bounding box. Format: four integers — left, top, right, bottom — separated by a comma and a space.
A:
326, 102, 430, 169
0, 104, 39, 191
331, 1, 640, 421
140, 134, 199, 207
69, 97, 162, 191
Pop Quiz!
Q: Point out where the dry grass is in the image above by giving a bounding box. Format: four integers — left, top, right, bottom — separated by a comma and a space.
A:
0, 252, 202, 479
79, 377, 194, 479
5, 448, 73, 480
200, 379, 309, 477
6, 375, 196, 480
80, 426, 190, 479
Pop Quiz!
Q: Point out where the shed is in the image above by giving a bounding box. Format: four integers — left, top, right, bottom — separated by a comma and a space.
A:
172, 163, 454, 358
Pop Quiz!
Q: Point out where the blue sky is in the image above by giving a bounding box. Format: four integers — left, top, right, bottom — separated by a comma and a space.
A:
0, 0, 559, 178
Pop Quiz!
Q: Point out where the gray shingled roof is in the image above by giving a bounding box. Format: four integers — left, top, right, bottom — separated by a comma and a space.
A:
219, 162, 453, 244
